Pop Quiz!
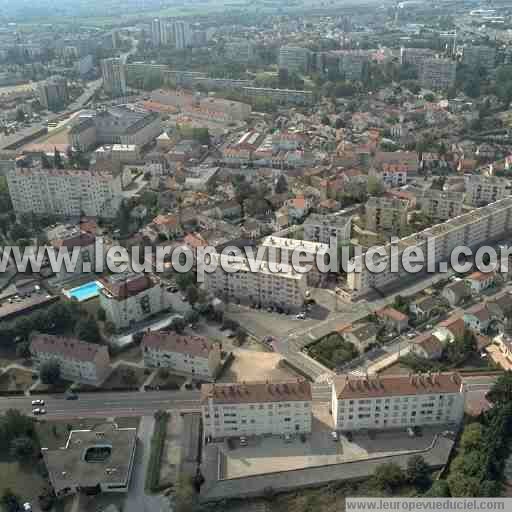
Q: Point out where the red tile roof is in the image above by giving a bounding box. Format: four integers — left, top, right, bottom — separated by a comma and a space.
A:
333, 372, 462, 399
142, 331, 218, 357
30, 334, 107, 362
201, 380, 312, 405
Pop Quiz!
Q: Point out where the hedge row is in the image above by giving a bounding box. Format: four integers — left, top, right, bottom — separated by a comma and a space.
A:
145, 411, 170, 493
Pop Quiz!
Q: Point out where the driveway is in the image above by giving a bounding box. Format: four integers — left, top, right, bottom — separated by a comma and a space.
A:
125, 415, 170, 512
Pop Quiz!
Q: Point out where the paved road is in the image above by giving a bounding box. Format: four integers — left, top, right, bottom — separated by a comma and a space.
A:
0, 390, 201, 419
0, 383, 333, 419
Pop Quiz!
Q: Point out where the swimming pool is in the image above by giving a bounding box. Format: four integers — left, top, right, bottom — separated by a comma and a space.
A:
64, 281, 103, 302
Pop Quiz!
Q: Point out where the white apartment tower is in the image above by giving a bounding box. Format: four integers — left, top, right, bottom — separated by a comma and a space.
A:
101, 58, 127, 97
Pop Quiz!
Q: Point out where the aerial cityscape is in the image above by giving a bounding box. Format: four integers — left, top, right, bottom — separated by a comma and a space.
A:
0, 0, 512, 511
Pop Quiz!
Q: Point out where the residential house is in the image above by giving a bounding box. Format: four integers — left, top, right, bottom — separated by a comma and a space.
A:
465, 271, 496, 294
376, 307, 409, 333
409, 332, 444, 360
339, 323, 378, 352
442, 280, 471, 307
409, 295, 443, 322
464, 303, 492, 334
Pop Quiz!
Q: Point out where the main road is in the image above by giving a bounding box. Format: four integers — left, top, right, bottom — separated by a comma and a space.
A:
0, 384, 333, 419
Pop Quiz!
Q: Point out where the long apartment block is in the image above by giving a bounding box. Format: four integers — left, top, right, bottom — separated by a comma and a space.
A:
204, 253, 307, 311
331, 372, 465, 431
201, 380, 312, 439
348, 196, 512, 297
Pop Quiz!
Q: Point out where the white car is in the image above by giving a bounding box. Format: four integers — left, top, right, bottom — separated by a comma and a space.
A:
331, 431, 338, 442
32, 408, 46, 415
23, 503, 32, 512
31, 399, 44, 406
296, 312, 306, 320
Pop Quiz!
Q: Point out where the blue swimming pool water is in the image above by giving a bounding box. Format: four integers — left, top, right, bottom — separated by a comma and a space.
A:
65, 281, 102, 302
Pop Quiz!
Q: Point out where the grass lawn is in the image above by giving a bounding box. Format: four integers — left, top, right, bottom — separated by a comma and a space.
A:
36, 417, 140, 450
99, 364, 146, 390
305, 333, 359, 370
148, 370, 186, 390
0, 368, 36, 392
0, 459, 50, 507
31, 379, 72, 394
111, 344, 142, 365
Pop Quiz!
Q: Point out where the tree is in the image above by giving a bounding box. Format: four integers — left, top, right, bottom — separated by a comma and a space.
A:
16, 109, 25, 123
53, 148, 63, 169
97, 308, 106, 322
40, 359, 61, 385
367, 176, 384, 196
15, 341, 30, 359
373, 462, 405, 492
447, 474, 482, 497
184, 309, 200, 325
169, 316, 185, 334
75, 317, 101, 344
121, 368, 138, 386
1, 489, 21, 512
176, 272, 196, 292
487, 371, 512, 404
275, 174, 288, 194
425, 480, 451, 497
174, 474, 197, 512
423, 93, 435, 102
186, 285, 199, 307
406, 455, 431, 490
10, 435, 35, 461
459, 423, 483, 452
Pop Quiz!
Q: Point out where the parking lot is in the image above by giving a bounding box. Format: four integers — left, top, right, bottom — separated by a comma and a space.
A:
217, 410, 447, 479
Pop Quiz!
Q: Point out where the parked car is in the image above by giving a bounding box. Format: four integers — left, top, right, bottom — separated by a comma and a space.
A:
66, 393, 78, 400
331, 431, 338, 442
284, 433, 292, 443
31, 399, 44, 406
32, 408, 46, 415
407, 427, 415, 437
296, 312, 306, 320
239, 436, 248, 447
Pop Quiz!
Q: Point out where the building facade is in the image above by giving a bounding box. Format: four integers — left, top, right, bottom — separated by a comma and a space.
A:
420, 189, 464, 222
98, 272, 167, 329
365, 196, 409, 234
204, 254, 307, 311
142, 331, 221, 379
6, 165, 123, 218
331, 372, 465, 431
201, 380, 312, 439
303, 213, 352, 245
101, 58, 127, 97
30, 334, 111, 385
465, 175, 512, 207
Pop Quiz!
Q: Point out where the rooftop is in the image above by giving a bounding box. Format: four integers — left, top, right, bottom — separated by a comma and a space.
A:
142, 331, 219, 357
201, 380, 312, 405
333, 372, 462, 400
43, 423, 137, 494
30, 334, 107, 362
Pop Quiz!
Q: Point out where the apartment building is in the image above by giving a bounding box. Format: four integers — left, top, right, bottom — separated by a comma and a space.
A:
465, 175, 512, 207
365, 196, 409, 234
278, 46, 310, 73
225, 39, 255, 63
142, 331, 221, 380
260, 235, 330, 287
201, 380, 312, 439
204, 254, 307, 312
462, 45, 496, 72
331, 372, 465, 431
6, 165, 123, 218
101, 58, 126, 97
38, 76, 68, 111
98, 272, 167, 329
47, 224, 96, 282
419, 58, 456, 90
347, 197, 512, 298
400, 47, 436, 68
303, 213, 352, 245
70, 105, 161, 149
30, 334, 111, 385
338, 50, 369, 81
150, 89, 251, 121
242, 87, 313, 105
420, 189, 464, 222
